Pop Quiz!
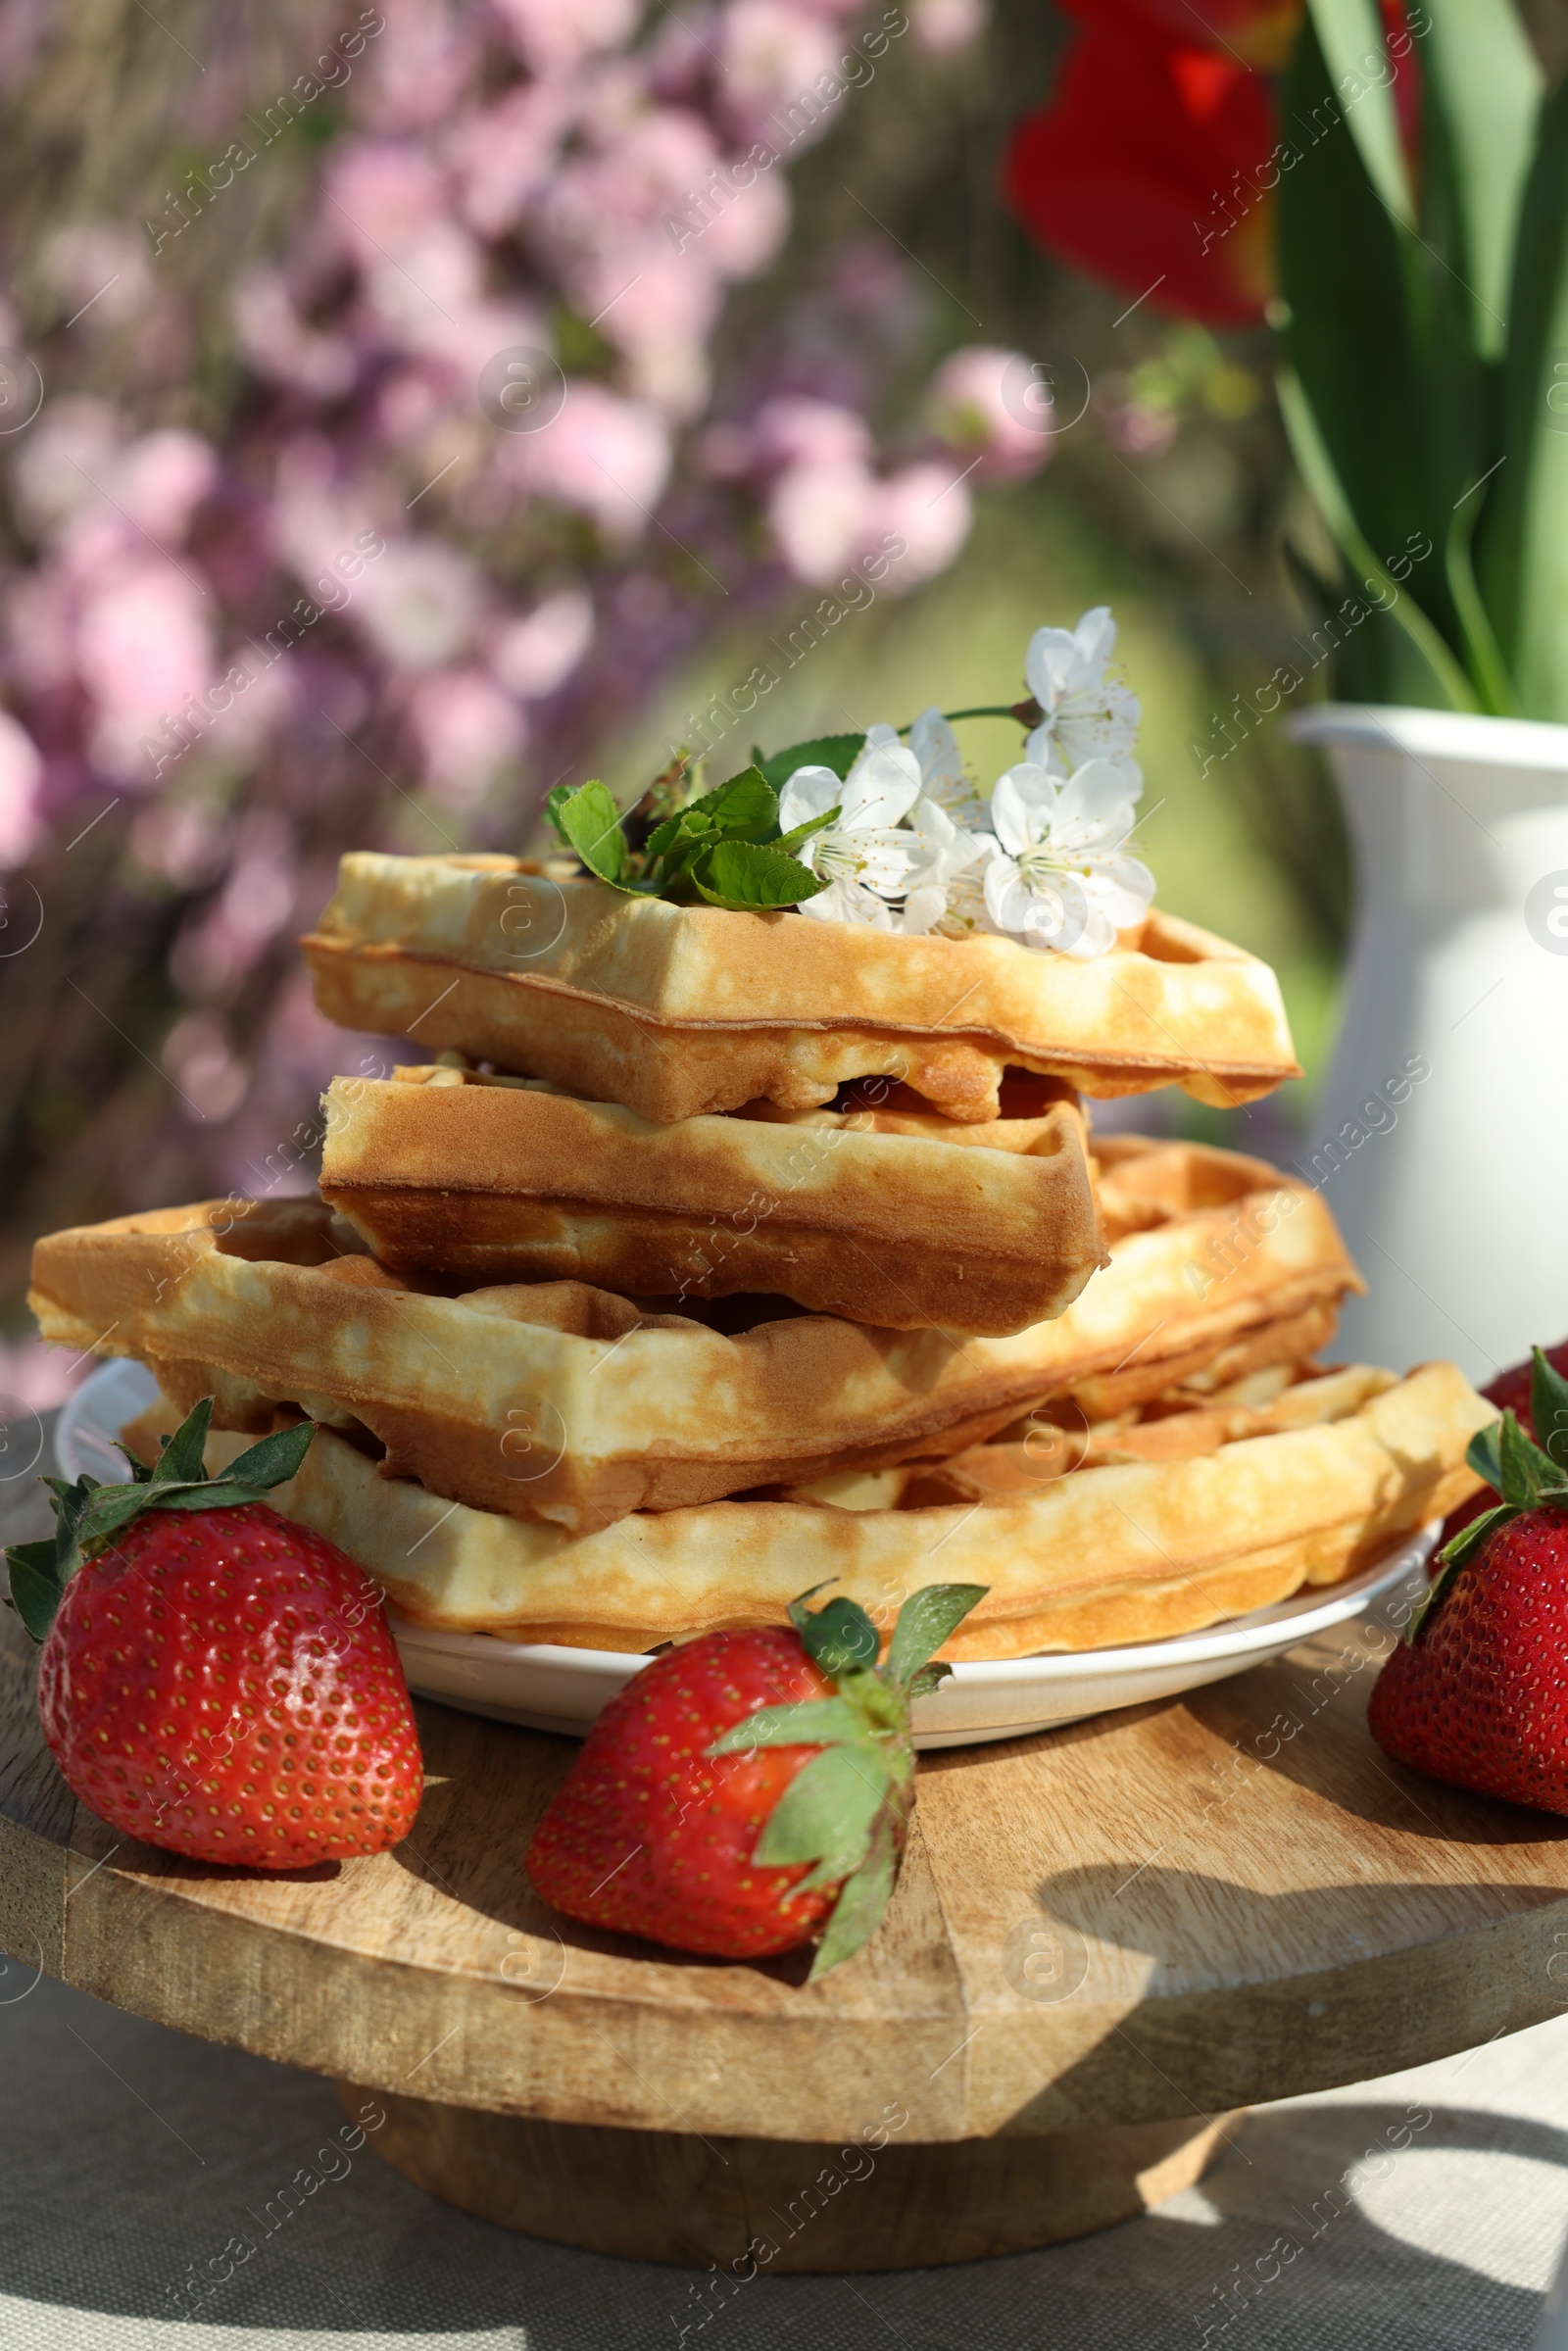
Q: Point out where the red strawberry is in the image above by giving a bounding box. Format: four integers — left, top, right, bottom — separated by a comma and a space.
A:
1369, 1347, 1568, 1815
7, 1399, 422, 1868
527, 1581, 986, 1974
1436, 1336, 1568, 1553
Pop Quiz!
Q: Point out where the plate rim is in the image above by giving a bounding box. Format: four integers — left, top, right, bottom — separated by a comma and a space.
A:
390, 1537, 1429, 1686
58, 1357, 1434, 1692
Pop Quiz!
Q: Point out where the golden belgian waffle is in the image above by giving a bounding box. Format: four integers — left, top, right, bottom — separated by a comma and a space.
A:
125, 1361, 1492, 1657
29, 1140, 1360, 1536
318, 1065, 1106, 1336
301, 852, 1301, 1121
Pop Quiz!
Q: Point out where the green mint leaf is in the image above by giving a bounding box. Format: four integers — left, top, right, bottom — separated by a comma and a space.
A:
646, 770, 778, 872
883, 1584, 989, 1691
149, 1396, 214, 1486
642, 808, 706, 862
218, 1419, 316, 1493
708, 1698, 868, 1755
775, 805, 840, 857
544, 783, 574, 841
757, 734, 865, 793
1532, 1349, 1568, 1479
550, 781, 631, 888
682, 765, 778, 841
790, 1592, 880, 1675
753, 1741, 890, 1871
690, 840, 827, 910
808, 1811, 901, 1978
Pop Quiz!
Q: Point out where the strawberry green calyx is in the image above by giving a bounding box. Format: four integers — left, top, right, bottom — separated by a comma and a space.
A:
708, 1579, 987, 1977
1411, 1347, 1568, 1643
4, 1397, 316, 1643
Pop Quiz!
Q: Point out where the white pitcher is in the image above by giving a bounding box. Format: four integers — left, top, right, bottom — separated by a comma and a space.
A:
1288, 704, 1568, 1385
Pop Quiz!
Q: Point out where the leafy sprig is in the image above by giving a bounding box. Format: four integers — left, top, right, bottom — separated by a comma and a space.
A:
546, 742, 850, 911
708, 1578, 987, 1976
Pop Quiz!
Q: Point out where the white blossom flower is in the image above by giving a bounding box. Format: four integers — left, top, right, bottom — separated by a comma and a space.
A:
1023, 606, 1141, 783
907, 706, 988, 827
899, 794, 991, 935
778, 726, 924, 928
981, 758, 1153, 958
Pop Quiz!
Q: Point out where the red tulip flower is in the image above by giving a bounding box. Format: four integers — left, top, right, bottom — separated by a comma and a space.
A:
1004, 24, 1280, 326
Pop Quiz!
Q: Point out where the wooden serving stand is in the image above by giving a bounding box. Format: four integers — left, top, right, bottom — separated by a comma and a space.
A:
5, 1599, 1568, 2273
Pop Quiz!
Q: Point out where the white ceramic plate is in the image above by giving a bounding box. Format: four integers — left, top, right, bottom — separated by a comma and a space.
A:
58, 1359, 1433, 1750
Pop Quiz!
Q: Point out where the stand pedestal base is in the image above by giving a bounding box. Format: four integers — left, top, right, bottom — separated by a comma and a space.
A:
339, 2084, 1241, 2271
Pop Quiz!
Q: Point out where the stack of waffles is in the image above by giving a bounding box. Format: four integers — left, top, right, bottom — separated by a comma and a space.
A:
30, 852, 1491, 1661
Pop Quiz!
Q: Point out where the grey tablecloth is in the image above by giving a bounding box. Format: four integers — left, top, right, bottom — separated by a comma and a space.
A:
4, 1413, 1567, 2347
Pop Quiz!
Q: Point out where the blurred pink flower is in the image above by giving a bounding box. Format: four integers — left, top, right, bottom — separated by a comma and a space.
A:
232, 269, 359, 399
129, 798, 226, 888
928, 345, 1054, 482
162, 1010, 249, 1122
171, 815, 298, 996
115, 431, 220, 543
350, 538, 481, 669
362, 223, 487, 345
622, 336, 712, 422
0, 1334, 85, 1412
719, 2, 846, 147
76, 565, 214, 779
910, 0, 988, 54
752, 396, 874, 474
205, 648, 298, 761
12, 397, 122, 541
767, 460, 876, 582
490, 588, 595, 698
502, 384, 671, 541
703, 170, 791, 278
868, 463, 974, 585
41, 221, 152, 328
644, 6, 720, 100
0, 709, 43, 866
452, 84, 576, 236
541, 109, 727, 337
410, 667, 526, 802
5, 574, 77, 694
323, 141, 449, 265
355, 0, 481, 133
415, 296, 552, 389
494, 0, 641, 74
